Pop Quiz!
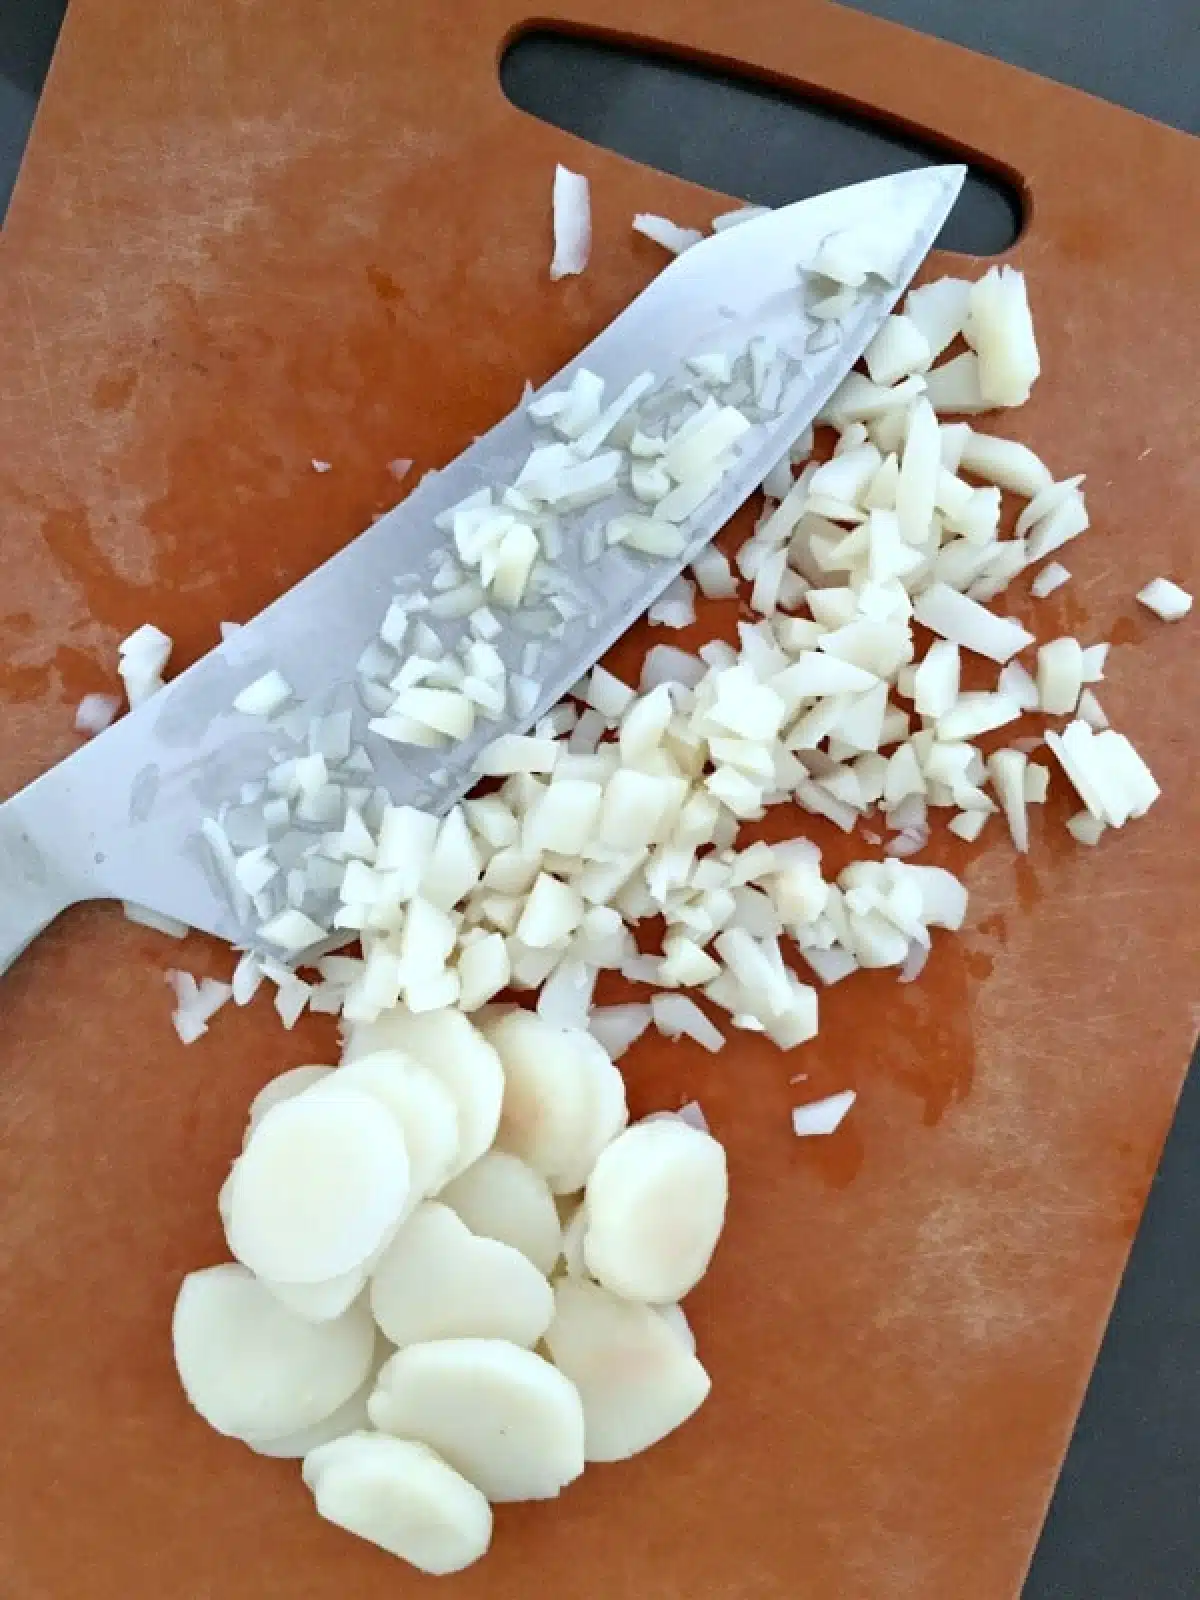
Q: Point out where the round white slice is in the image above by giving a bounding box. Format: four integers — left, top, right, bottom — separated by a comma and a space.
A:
558, 1200, 587, 1278
228, 1087, 410, 1283
246, 1340, 390, 1459
261, 1267, 367, 1323
654, 1301, 697, 1355
344, 1009, 503, 1179
478, 1009, 594, 1190
370, 1202, 554, 1350
245, 1064, 334, 1139
217, 1166, 236, 1231
336, 1050, 460, 1203
548, 1038, 629, 1194
439, 1151, 563, 1275
303, 1433, 492, 1576
583, 1119, 728, 1304
544, 1279, 711, 1463
368, 1338, 585, 1502
173, 1263, 375, 1439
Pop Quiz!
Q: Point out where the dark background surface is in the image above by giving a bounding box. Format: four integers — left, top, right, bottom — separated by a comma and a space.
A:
1, 2, 1197, 1595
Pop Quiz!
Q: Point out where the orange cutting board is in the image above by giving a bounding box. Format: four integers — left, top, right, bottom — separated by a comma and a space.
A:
1, 2, 1197, 1596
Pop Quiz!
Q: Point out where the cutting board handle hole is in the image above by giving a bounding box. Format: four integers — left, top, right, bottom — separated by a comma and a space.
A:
501, 29, 1023, 256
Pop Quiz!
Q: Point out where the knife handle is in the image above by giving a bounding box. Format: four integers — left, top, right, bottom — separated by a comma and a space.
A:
0, 800, 79, 974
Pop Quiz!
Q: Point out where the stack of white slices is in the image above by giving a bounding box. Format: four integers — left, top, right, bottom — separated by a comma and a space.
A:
174, 1007, 727, 1575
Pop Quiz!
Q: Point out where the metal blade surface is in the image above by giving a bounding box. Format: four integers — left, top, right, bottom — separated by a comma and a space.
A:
6, 165, 965, 942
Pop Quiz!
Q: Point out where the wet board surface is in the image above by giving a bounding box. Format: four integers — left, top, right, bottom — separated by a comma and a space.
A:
0, 1, 1197, 1597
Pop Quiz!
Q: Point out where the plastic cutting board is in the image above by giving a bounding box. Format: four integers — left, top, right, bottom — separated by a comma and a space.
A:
0, 1, 1197, 1596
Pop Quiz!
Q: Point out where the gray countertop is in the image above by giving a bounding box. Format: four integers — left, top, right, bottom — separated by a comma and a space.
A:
2, 3, 1197, 1595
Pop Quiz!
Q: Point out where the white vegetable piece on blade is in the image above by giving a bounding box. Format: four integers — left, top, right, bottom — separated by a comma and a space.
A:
487, 523, 540, 606
368, 1339, 586, 1503
303, 1433, 492, 1576
811, 220, 909, 287
390, 686, 475, 741
583, 1118, 728, 1304
343, 1008, 504, 1180
232, 669, 292, 717
474, 733, 560, 776
573, 372, 657, 459
258, 907, 327, 954
543, 1280, 712, 1463
226, 1086, 410, 1283
172, 1264, 375, 1440
549, 164, 591, 281
439, 1150, 563, 1276
370, 1202, 554, 1350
